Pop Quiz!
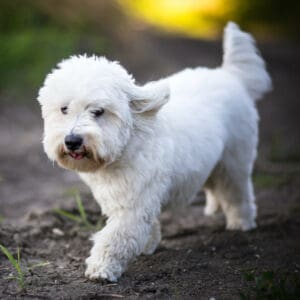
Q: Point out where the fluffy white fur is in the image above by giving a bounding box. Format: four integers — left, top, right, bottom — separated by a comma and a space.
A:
38, 22, 272, 282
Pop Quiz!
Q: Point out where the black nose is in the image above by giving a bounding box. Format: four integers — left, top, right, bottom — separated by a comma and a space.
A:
65, 134, 83, 151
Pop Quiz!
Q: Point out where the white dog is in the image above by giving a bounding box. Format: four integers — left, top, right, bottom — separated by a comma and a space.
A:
38, 22, 271, 281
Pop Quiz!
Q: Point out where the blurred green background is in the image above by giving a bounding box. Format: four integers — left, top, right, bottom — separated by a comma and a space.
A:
0, 0, 299, 102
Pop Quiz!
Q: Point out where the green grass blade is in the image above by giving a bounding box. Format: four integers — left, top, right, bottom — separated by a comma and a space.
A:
75, 193, 87, 223
54, 208, 82, 223
0, 244, 24, 288
55, 192, 93, 228
63, 187, 79, 197
0, 245, 20, 273
28, 261, 50, 271
5, 275, 17, 280
75, 192, 93, 228
17, 247, 21, 264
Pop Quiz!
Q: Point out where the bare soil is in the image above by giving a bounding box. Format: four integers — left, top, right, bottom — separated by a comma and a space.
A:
0, 34, 300, 299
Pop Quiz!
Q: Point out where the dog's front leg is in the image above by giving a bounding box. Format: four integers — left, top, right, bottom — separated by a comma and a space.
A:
85, 209, 153, 282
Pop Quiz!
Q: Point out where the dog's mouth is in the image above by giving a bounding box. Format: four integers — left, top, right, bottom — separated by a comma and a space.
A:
63, 146, 88, 160
68, 151, 86, 160
57, 144, 106, 172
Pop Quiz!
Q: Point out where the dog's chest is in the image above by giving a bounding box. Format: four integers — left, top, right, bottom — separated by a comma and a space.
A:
79, 171, 140, 215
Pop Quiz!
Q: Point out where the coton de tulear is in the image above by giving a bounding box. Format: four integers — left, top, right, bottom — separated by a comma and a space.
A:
38, 22, 272, 281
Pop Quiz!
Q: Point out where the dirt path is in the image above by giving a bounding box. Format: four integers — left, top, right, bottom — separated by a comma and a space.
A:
0, 186, 299, 299
0, 36, 300, 299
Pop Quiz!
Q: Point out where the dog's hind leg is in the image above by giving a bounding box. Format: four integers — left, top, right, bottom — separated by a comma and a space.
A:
205, 154, 257, 231
218, 172, 256, 231
203, 167, 222, 216
203, 188, 221, 216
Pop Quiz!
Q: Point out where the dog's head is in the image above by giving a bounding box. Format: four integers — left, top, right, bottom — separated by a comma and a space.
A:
38, 55, 169, 172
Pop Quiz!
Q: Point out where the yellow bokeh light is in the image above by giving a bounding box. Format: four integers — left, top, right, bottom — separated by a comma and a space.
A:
119, 0, 235, 39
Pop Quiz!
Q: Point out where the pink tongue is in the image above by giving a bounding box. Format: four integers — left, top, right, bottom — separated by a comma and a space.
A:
70, 152, 84, 160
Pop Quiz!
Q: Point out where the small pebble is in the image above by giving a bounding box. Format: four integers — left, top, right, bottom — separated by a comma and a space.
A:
52, 228, 64, 236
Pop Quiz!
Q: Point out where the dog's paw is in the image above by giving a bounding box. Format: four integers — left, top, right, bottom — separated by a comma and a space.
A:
85, 256, 121, 282
226, 218, 256, 231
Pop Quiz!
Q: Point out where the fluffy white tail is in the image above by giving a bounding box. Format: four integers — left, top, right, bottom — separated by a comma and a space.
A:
222, 22, 272, 101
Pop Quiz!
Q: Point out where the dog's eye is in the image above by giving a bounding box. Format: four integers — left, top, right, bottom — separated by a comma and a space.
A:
61, 106, 68, 115
92, 108, 104, 118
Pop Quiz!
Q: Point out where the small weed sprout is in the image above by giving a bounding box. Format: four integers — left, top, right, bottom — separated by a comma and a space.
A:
0, 245, 50, 290
55, 190, 104, 229
240, 270, 300, 299
75, 192, 91, 228
0, 245, 25, 289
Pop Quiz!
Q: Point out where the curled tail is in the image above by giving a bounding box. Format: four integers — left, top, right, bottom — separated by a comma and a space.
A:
222, 22, 272, 101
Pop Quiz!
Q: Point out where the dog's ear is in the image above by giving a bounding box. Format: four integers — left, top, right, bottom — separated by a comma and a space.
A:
128, 80, 170, 114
